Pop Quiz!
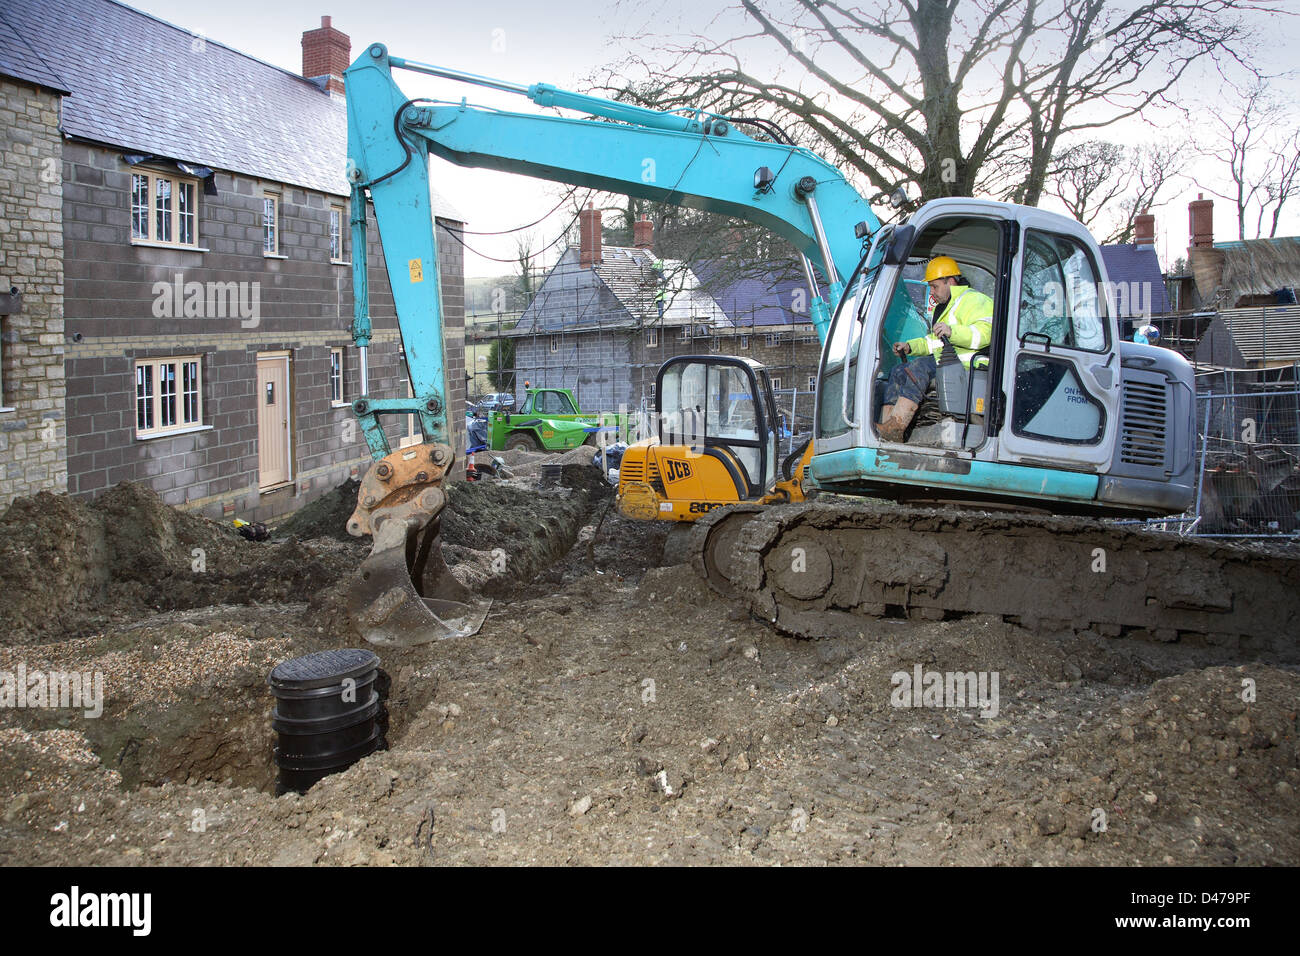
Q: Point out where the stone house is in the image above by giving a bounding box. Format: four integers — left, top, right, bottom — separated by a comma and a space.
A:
0, 1, 467, 519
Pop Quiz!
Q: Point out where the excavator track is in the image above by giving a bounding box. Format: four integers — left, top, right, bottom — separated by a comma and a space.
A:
693, 501, 1300, 650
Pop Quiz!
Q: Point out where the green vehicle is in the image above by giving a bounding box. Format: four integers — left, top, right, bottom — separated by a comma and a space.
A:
487, 387, 629, 452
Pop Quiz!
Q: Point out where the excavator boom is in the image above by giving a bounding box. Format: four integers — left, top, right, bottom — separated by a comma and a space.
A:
340, 44, 878, 645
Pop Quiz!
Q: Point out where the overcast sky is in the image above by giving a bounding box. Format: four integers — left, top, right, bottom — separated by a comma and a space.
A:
126, 0, 1300, 278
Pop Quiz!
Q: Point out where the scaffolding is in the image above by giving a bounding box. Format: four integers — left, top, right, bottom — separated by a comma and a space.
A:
465, 304, 821, 413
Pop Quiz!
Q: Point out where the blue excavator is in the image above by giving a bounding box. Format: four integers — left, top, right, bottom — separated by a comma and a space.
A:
341, 44, 1296, 648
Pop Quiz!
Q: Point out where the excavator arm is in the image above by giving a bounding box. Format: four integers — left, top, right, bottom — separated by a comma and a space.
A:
340, 43, 879, 646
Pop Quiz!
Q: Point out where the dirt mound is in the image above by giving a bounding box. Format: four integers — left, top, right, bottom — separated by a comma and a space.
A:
441, 468, 609, 596
0, 484, 259, 644
1032, 665, 1300, 862
274, 479, 361, 542
0, 492, 111, 625
0, 483, 376, 645
0, 729, 123, 808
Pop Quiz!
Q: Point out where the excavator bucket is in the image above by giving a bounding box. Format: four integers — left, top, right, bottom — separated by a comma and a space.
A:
344, 443, 490, 647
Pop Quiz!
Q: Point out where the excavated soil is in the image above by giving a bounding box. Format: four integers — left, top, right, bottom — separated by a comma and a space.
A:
0, 471, 1295, 866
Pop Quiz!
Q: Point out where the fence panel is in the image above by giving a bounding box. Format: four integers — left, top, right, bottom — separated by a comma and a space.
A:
1192, 384, 1300, 537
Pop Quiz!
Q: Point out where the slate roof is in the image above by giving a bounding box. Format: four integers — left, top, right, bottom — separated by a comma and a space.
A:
0, 8, 69, 93
692, 260, 824, 329
0, 0, 461, 218
1212, 305, 1300, 363
515, 245, 729, 333
1098, 243, 1170, 317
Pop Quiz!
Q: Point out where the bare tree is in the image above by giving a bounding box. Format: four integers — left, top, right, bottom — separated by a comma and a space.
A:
1048, 139, 1187, 242
1201, 81, 1300, 239
595, 0, 1276, 207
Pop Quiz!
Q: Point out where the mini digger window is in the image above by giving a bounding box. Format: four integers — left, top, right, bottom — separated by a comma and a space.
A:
658, 357, 771, 497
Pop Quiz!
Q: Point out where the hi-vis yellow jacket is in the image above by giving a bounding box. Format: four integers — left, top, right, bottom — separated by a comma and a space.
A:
905, 286, 994, 367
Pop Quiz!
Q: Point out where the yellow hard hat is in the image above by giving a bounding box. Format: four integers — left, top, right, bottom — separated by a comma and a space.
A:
924, 256, 961, 282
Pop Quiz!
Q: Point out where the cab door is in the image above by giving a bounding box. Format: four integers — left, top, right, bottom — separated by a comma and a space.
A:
997, 211, 1121, 469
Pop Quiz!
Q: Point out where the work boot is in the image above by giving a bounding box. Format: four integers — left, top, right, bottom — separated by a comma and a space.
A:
877, 398, 919, 443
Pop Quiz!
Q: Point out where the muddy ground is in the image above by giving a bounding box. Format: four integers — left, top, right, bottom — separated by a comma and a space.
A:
0, 454, 1296, 866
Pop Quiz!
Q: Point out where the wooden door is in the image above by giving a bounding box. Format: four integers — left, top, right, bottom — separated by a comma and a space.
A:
257, 354, 291, 487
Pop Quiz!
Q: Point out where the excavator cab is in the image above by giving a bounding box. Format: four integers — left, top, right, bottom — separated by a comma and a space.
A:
659, 355, 778, 497
813, 199, 1196, 517
617, 355, 791, 521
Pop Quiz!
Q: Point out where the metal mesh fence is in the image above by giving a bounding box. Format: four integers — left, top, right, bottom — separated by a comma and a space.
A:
1191, 380, 1300, 537
1132, 371, 1300, 539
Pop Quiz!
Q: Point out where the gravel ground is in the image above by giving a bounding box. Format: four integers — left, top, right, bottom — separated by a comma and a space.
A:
0, 476, 1295, 866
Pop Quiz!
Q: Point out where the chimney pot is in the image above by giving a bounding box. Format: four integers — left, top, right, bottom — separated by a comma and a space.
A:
302, 16, 351, 95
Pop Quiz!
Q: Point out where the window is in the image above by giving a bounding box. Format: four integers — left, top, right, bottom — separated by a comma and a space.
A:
739, 335, 749, 350
263, 192, 280, 255
678, 327, 690, 342
695, 324, 709, 337
129, 170, 198, 248
770, 376, 782, 390
1011, 355, 1104, 443
330, 348, 344, 404
330, 204, 345, 262
549, 335, 559, 354
1019, 231, 1108, 352
398, 350, 422, 448
647, 329, 658, 347
537, 391, 576, 414
709, 337, 719, 352
807, 376, 817, 391
135, 357, 203, 437
766, 333, 780, 348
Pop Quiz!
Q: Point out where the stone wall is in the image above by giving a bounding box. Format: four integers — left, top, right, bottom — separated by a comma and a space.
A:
0, 76, 67, 509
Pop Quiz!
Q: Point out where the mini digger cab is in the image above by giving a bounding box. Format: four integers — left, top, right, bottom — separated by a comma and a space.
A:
339, 42, 1199, 649
616, 354, 809, 523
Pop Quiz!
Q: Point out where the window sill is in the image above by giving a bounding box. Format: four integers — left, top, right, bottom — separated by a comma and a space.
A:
263, 252, 288, 260
331, 259, 351, 266
0, 406, 15, 414
135, 423, 213, 441
259, 480, 294, 495
330, 400, 350, 408
130, 240, 209, 252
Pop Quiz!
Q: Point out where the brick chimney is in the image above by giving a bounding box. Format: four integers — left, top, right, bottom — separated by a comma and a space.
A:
302, 16, 350, 95
579, 203, 602, 267
633, 214, 654, 250
1189, 193, 1214, 251
1134, 210, 1155, 251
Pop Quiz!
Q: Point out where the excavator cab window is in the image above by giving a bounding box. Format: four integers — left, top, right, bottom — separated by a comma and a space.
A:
816, 242, 887, 440
1010, 230, 1109, 443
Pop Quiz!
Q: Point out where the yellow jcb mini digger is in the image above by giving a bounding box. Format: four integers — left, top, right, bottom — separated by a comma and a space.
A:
615, 354, 812, 522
